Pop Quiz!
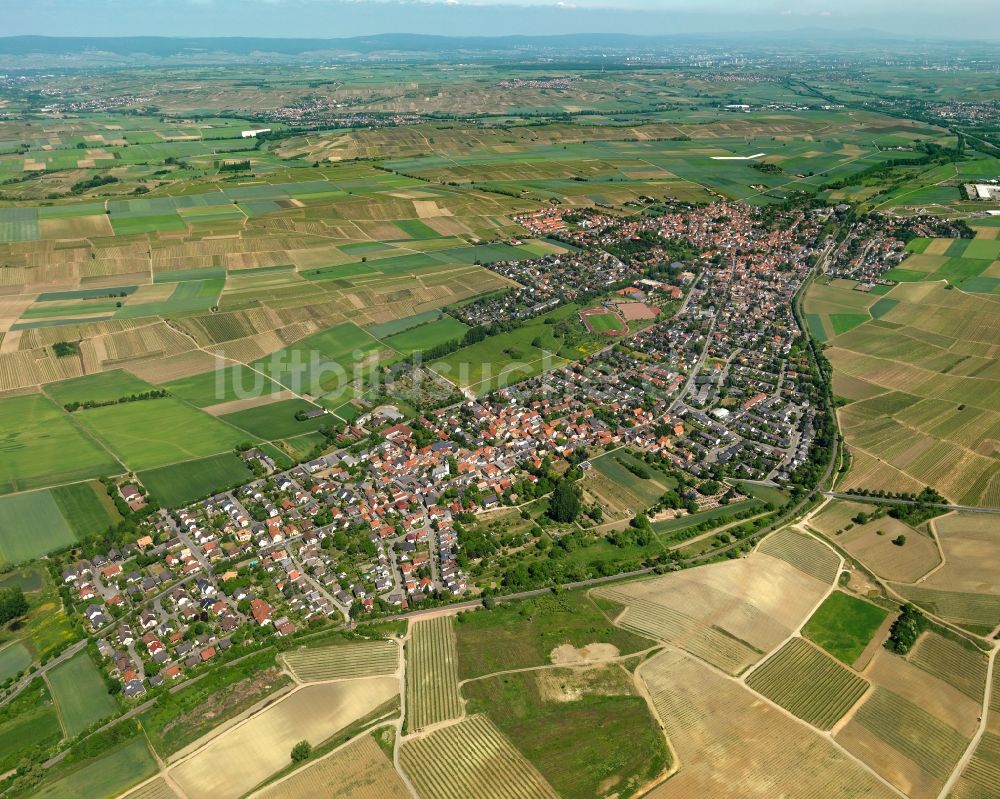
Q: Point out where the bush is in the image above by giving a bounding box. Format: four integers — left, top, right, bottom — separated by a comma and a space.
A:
290, 740, 312, 762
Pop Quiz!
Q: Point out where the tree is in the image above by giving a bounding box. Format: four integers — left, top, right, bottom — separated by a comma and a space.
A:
0, 587, 28, 625
547, 479, 581, 524
291, 740, 312, 762
892, 534, 906, 547
885, 604, 925, 654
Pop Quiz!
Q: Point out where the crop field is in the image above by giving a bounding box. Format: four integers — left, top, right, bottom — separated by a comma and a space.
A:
0, 641, 32, 682
75, 397, 250, 472
820, 280, 1000, 506
816, 506, 941, 583
256, 734, 410, 799
585, 450, 676, 513
0, 488, 77, 564
405, 616, 463, 731
0, 393, 121, 494
30, 736, 158, 799
400, 714, 560, 799
161, 364, 284, 407
454, 591, 650, 680
0, 679, 63, 775
51, 481, 120, 536
745, 638, 869, 730
281, 640, 399, 682
596, 553, 828, 675
119, 778, 181, 799
138, 452, 253, 508
46, 650, 118, 737
949, 732, 1000, 799
906, 631, 988, 701
379, 315, 469, 355
756, 528, 841, 584
639, 648, 898, 799
836, 687, 969, 799
169, 678, 399, 799
801, 591, 889, 666
218, 399, 331, 439
462, 665, 668, 799
888, 583, 1000, 633
919, 512, 1000, 596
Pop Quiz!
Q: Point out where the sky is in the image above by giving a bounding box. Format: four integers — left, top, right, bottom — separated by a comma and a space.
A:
1, 0, 997, 40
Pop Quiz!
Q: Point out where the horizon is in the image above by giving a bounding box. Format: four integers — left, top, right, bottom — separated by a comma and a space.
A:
2, 0, 999, 42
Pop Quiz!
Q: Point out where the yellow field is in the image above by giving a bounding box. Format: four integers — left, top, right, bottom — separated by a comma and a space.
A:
640, 648, 898, 799
169, 678, 399, 799
253, 734, 409, 799
595, 553, 830, 675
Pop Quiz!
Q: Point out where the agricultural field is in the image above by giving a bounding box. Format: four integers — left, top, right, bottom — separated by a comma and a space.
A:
405, 616, 463, 731
46, 650, 118, 737
255, 734, 410, 799
581, 450, 676, 517
0, 393, 122, 495
756, 528, 842, 584
29, 736, 158, 799
0, 678, 63, 775
217, 398, 332, 439
835, 684, 971, 799
0, 489, 77, 564
916, 512, 1000, 596
454, 590, 651, 680
809, 500, 941, 582
801, 591, 890, 666
818, 280, 1000, 507
595, 552, 830, 675
119, 778, 182, 799
169, 678, 399, 799
462, 665, 669, 799
639, 648, 898, 799
0, 640, 32, 682
138, 452, 253, 508
281, 640, 399, 682
744, 637, 869, 730
400, 714, 560, 799
74, 398, 251, 472
906, 631, 989, 701
949, 732, 1000, 799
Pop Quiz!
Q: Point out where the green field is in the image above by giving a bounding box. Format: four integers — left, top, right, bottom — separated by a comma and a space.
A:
0, 641, 32, 682
219, 399, 331, 439
0, 394, 121, 495
161, 365, 283, 407
47, 651, 118, 737
454, 591, 651, 680
252, 322, 390, 395
51, 481, 120, 537
0, 679, 63, 774
463, 665, 668, 799
0, 490, 77, 564
802, 591, 889, 665
381, 316, 469, 355
585, 311, 628, 333
30, 736, 158, 799
76, 398, 250, 471
138, 451, 253, 508
44, 370, 155, 407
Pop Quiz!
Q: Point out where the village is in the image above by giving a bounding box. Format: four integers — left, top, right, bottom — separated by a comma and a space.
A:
55, 199, 839, 699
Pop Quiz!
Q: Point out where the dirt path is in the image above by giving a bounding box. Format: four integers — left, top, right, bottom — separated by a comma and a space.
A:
935, 642, 998, 799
